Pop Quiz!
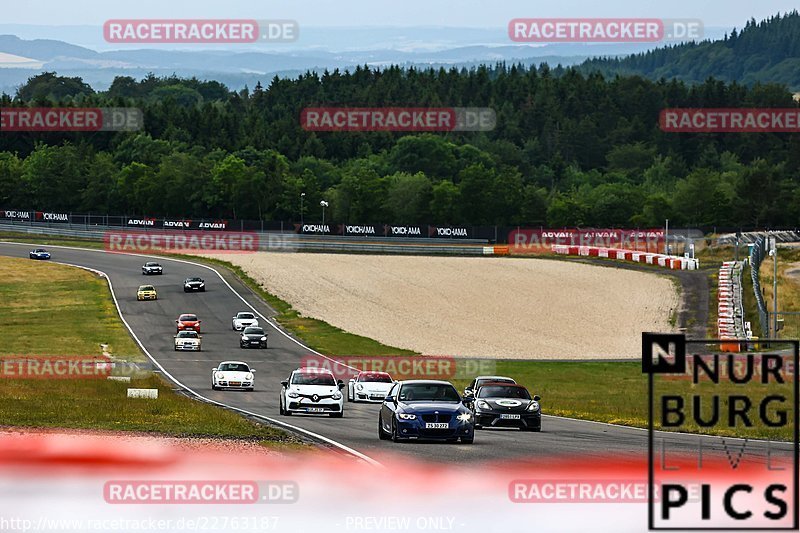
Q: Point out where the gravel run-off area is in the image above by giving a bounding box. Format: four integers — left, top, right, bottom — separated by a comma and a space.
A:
203, 253, 679, 360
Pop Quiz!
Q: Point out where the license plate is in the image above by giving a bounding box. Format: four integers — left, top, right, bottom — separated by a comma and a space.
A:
306, 407, 324, 413
229, 382, 241, 386
500, 414, 521, 420
425, 423, 449, 429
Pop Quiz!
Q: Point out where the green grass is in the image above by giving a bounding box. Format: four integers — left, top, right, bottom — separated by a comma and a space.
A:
0, 254, 300, 446
0, 374, 298, 444
0, 256, 141, 359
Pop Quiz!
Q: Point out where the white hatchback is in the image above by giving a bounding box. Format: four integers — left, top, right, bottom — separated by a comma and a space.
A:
279, 368, 345, 417
232, 311, 259, 331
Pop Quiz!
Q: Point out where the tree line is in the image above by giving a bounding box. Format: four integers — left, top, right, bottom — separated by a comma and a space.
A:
1, 58, 799, 228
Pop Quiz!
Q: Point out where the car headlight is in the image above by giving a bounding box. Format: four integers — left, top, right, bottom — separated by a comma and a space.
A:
398, 413, 416, 420
332, 391, 342, 400
356, 384, 364, 391
199, 283, 205, 287
457, 412, 472, 422
246, 374, 253, 380
528, 401, 540, 412
287, 391, 299, 398
260, 336, 267, 341
476, 400, 491, 410
214, 372, 222, 379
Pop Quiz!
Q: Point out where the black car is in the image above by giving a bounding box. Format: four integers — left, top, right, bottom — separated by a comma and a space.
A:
468, 382, 541, 431
240, 326, 268, 349
183, 277, 205, 292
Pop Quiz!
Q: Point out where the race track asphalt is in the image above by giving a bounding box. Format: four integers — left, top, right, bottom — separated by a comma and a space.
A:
0, 242, 792, 467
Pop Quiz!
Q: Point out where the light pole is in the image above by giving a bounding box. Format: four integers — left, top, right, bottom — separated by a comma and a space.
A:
300, 192, 306, 227
320, 200, 329, 225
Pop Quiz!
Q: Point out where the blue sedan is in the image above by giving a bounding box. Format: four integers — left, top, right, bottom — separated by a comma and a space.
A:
378, 380, 475, 444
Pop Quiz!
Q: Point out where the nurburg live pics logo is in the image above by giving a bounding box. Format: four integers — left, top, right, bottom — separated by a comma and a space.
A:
642, 332, 799, 530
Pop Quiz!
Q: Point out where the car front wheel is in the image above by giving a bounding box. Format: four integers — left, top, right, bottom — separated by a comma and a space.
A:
391, 419, 401, 443
378, 415, 389, 440
461, 437, 474, 444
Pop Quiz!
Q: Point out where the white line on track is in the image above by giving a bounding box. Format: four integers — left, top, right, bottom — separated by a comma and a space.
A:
2, 242, 381, 467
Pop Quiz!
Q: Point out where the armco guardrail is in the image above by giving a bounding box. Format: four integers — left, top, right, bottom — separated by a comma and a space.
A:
717, 230, 800, 245
551, 245, 699, 270
0, 223, 500, 256
717, 261, 750, 349
749, 235, 770, 337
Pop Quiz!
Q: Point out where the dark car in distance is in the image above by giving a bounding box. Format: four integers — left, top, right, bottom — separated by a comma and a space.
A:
240, 326, 268, 349
467, 382, 541, 432
183, 277, 205, 292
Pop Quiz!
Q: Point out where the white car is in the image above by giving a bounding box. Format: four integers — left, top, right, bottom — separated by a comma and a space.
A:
212, 361, 255, 391
279, 368, 345, 417
347, 371, 395, 402
174, 330, 201, 351
231, 311, 259, 331
463, 375, 517, 399
142, 262, 163, 275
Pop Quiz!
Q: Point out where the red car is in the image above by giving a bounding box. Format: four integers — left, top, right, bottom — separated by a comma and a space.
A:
176, 313, 201, 333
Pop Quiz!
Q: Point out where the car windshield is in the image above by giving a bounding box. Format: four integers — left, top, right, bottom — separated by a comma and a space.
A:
187, 278, 202, 282
478, 386, 531, 400
180, 315, 197, 321
292, 372, 336, 386
476, 378, 515, 388
145, 262, 159, 266
358, 372, 392, 383
398, 383, 460, 402
219, 363, 249, 372
35, 249, 46, 253
178, 331, 198, 338
237, 313, 255, 319
243, 327, 264, 335
139, 286, 154, 291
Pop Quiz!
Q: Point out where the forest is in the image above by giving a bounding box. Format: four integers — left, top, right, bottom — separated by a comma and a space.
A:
1, 13, 800, 229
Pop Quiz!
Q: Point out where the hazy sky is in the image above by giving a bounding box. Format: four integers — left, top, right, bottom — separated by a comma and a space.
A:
3, 0, 798, 27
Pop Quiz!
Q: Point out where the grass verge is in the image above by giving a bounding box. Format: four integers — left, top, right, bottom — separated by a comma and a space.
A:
0, 255, 301, 447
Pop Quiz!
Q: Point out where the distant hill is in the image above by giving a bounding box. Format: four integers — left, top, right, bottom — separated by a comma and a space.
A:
580, 11, 800, 89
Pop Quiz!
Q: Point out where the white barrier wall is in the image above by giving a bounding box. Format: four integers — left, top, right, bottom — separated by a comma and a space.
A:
551, 245, 699, 270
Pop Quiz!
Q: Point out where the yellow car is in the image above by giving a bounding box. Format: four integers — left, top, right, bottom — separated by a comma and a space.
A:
137, 284, 157, 301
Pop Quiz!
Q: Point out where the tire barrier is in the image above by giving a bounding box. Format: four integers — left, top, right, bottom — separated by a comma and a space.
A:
551, 245, 699, 270
718, 261, 749, 352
